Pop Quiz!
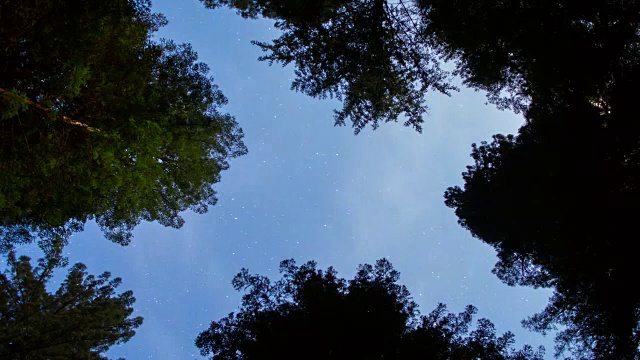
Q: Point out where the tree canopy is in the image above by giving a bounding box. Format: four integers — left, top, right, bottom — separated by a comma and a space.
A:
0, 242, 142, 359
424, 0, 640, 113
432, 1, 640, 358
0, 0, 247, 248
201, 0, 456, 133
4, 0, 640, 358
196, 258, 544, 360
201, 0, 640, 130
444, 90, 640, 358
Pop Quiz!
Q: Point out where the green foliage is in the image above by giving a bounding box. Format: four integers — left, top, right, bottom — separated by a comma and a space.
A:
202, 0, 455, 134
0, 241, 143, 359
0, 0, 247, 247
196, 258, 544, 359
0, 90, 28, 121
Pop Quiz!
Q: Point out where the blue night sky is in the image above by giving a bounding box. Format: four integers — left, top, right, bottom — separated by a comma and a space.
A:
26, 1, 555, 358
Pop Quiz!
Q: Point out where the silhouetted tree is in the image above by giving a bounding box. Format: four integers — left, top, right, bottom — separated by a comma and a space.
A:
444, 95, 640, 358
201, 0, 456, 133
196, 258, 544, 359
0, 241, 143, 359
423, 0, 640, 113
202, 0, 640, 128
0, 0, 247, 248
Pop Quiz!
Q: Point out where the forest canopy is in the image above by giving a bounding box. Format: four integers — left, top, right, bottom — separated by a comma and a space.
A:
2, 0, 640, 358
196, 258, 545, 360
201, 0, 640, 358
202, 0, 640, 131
0, 0, 247, 248
444, 91, 640, 358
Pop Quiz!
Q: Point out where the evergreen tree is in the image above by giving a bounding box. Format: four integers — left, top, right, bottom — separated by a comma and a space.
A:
424, 0, 640, 113
196, 258, 544, 360
0, 241, 143, 359
201, 0, 640, 129
444, 94, 640, 359
201, 0, 455, 133
0, 0, 247, 247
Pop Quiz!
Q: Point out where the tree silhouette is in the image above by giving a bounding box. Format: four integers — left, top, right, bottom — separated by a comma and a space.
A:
196, 258, 544, 359
424, 0, 640, 113
444, 93, 640, 358
201, 0, 640, 128
0, 241, 143, 359
0, 0, 247, 248
201, 0, 456, 133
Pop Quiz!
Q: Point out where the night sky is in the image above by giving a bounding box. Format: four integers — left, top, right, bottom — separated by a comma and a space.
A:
21, 1, 555, 358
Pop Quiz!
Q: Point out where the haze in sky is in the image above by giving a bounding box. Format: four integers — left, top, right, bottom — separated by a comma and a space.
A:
38, 1, 554, 358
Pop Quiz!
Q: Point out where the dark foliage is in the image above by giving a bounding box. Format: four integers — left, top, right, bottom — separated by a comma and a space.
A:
202, 0, 640, 130
196, 258, 544, 359
0, 241, 142, 359
202, 0, 455, 133
423, 0, 640, 113
445, 88, 640, 358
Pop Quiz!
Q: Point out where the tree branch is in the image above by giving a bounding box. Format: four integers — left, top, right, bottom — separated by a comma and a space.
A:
0, 88, 100, 133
